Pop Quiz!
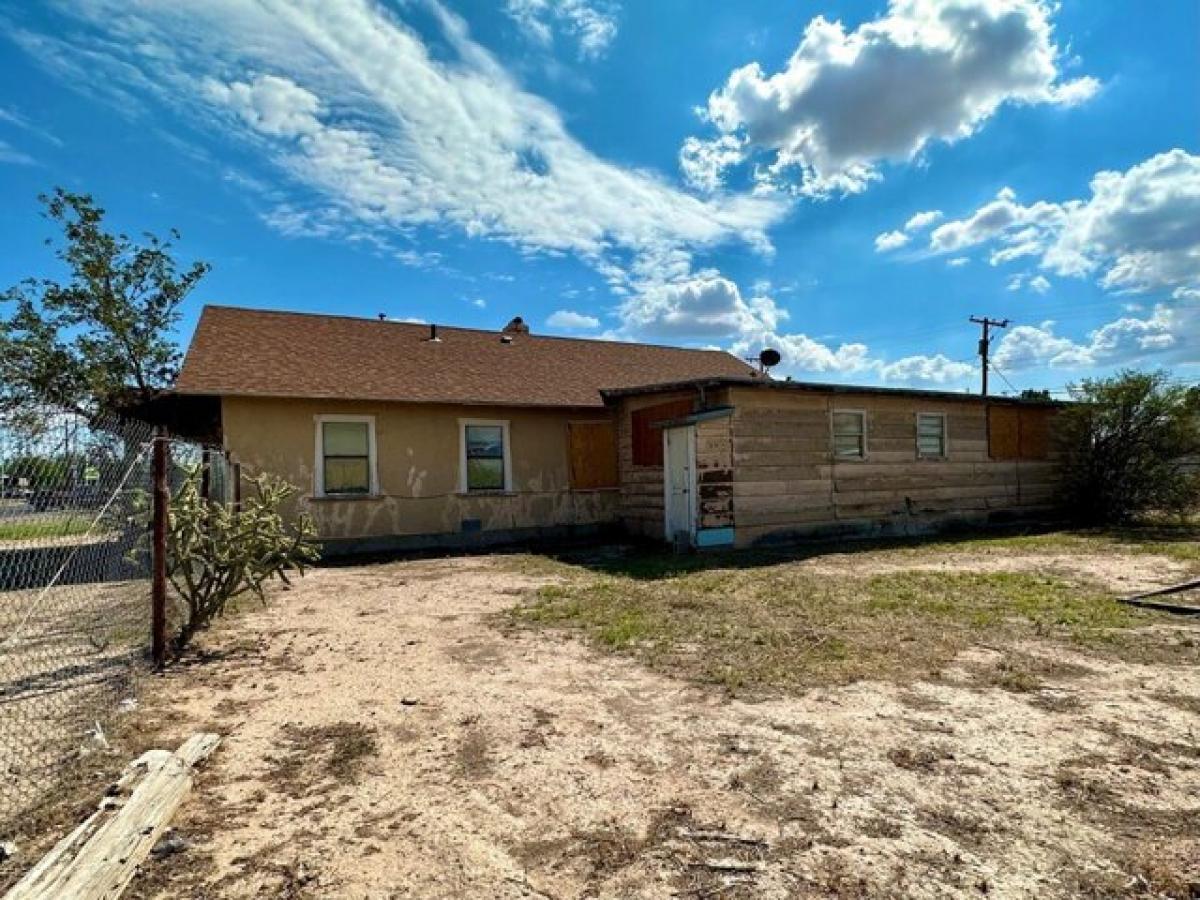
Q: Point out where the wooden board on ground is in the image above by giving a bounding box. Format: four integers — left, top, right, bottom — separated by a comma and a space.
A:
5, 732, 220, 900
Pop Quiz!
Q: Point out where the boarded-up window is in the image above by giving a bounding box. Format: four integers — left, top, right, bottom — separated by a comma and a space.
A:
1018, 407, 1051, 460
989, 405, 1051, 460
568, 422, 618, 489
631, 399, 693, 467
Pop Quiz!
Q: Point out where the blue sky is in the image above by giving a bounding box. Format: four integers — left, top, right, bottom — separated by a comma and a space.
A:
0, 0, 1197, 395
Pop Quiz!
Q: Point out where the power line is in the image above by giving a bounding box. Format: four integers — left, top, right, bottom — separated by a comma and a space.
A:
989, 362, 1020, 396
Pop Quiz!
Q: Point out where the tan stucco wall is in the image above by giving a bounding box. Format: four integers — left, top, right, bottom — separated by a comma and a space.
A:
221, 396, 618, 543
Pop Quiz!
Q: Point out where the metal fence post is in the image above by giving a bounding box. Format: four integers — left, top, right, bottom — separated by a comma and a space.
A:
152, 429, 169, 668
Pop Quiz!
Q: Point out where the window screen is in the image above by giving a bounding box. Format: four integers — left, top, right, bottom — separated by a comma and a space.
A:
832, 410, 866, 459
322, 421, 371, 494
917, 413, 947, 459
465, 424, 506, 491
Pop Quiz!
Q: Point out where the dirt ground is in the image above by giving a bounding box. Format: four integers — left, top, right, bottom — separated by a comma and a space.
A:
55, 541, 1200, 898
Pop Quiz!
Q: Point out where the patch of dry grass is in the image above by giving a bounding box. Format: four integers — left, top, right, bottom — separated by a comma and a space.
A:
887, 743, 955, 773
266, 722, 379, 796
508, 558, 1194, 695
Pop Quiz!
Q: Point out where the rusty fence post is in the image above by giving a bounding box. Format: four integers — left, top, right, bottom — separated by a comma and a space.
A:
151, 429, 169, 669
200, 447, 211, 503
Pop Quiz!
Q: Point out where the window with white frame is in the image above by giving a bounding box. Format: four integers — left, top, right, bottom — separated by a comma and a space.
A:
460, 420, 511, 492
316, 416, 376, 496
916, 412, 947, 459
832, 409, 867, 460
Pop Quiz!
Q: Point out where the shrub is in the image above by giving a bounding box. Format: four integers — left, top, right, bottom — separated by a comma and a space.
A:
168, 467, 319, 649
1058, 370, 1200, 523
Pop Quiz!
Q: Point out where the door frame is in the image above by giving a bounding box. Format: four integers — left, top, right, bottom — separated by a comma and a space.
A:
662, 424, 697, 545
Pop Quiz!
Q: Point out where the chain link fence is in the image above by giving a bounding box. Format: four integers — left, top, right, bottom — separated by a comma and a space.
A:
0, 406, 228, 836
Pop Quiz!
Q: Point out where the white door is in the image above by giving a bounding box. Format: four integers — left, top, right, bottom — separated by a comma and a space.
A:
663, 426, 696, 545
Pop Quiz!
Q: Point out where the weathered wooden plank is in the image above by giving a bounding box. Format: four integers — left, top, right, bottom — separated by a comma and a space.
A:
732, 479, 829, 496
7, 733, 220, 900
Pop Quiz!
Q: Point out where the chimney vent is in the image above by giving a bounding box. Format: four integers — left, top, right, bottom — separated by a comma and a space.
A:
502, 316, 530, 335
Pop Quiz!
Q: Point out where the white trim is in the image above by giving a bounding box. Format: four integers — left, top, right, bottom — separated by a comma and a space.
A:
314, 414, 379, 497
662, 425, 697, 545
915, 411, 948, 460
459, 418, 513, 493
831, 408, 868, 461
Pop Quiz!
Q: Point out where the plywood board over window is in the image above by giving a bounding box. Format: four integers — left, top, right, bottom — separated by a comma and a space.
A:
988, 405, 1051, 460
631, 399, 694, 467
1018, 407, 1051, 459
568, 421, 618, 489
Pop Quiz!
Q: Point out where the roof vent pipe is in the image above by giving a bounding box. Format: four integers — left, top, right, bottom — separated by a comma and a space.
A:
428, 323, 441, 343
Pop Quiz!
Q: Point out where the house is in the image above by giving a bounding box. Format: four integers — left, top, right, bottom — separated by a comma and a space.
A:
604, 377, 1061, 548
175, 305, 1063, 554
174, 305, 759, 554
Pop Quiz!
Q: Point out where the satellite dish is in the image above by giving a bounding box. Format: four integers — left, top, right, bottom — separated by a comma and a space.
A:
759, 348, 781, 371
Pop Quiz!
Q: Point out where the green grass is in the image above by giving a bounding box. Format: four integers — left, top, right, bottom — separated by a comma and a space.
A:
0, 516, 96, 541
508, 548, 1197, 695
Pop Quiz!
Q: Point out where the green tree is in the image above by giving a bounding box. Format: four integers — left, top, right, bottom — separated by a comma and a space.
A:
0, 189, 210, 417
1058, 370, 1200, 523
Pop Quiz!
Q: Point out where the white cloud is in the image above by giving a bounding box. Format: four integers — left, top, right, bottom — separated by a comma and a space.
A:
1028, 274, 1051, 294
620, 273, 786, 340
924, 150, 1200, 300
616, 272, 973, 386
877, 354, 974, 384
546, 309, 600, 329
904, 209, 943, 232
874, 230, 910, 252
876, 208, 943, 252
505, 0, 619, 59
994, 303, 1191, 371
679, 135, 745, 192
946, 256, 969, 268
692, 0, 1097, 196
203, 74, 321, 137
22, 0, 784, 296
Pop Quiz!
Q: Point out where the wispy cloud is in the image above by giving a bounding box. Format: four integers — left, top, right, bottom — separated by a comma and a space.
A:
0, 139, 36, 166
505, 0, 619, 59
15, 0, 783, 299
0, 106, 63, 147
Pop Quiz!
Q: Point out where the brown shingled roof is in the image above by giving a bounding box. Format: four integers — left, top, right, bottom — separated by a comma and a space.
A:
176, 306, 758, 408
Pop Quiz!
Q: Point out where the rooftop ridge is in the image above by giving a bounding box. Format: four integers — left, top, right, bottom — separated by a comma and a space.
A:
197, 304, 740, 356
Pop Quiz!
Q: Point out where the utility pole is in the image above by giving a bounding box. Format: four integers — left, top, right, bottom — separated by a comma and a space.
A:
969, 316, 1009, 396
